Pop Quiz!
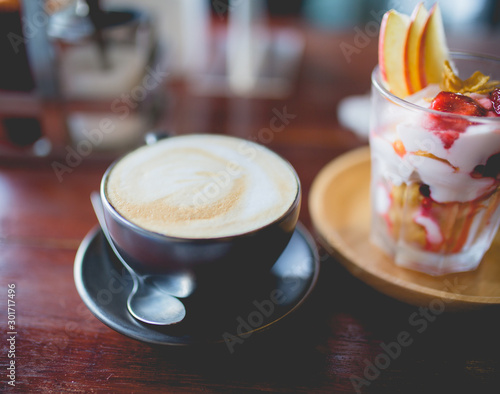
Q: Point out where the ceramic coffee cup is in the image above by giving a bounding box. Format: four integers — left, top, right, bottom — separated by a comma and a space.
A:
100, 134, 301, 289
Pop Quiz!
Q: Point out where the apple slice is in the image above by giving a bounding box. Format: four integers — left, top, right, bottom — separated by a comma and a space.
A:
419, 3, 449, 87
404, 3, 429, 94
379, 10, 411, 98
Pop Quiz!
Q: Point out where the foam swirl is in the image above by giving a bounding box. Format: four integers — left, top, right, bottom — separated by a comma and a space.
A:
106, 135, 298, 238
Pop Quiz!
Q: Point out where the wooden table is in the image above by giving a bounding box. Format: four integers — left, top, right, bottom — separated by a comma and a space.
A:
1, 20, 500, 393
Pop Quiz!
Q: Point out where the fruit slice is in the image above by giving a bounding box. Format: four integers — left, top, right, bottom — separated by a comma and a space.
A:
404, 3, 429, 94
429, 91, 488, 140
430, 91, 488, 117
491, 89, 500, 115
419, 4, 449, 87
379, 10, 411, 98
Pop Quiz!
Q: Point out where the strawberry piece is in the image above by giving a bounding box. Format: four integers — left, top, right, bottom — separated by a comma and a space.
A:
430, 91, 488, 117
428, 92, 488, 148
491, 89, 500, 115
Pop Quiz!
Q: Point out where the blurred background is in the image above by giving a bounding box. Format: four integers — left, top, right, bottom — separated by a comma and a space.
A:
0, 0, 499, 162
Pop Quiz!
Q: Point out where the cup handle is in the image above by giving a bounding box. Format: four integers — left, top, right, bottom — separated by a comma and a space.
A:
144, 130, 172, 145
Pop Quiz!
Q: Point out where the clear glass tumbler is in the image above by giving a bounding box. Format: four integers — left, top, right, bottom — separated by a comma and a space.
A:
369, 52, 500, 275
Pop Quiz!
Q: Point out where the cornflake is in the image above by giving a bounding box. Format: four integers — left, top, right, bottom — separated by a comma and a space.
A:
440, 60, 500, 95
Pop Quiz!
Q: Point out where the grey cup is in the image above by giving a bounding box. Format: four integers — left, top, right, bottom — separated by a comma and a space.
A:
100, 135, 301, 293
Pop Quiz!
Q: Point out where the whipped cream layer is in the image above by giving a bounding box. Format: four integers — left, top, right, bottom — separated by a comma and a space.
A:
372, 85, 500, 203
106, 134, 298, 238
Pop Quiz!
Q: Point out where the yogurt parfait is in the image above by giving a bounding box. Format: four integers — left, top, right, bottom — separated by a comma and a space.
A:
370, 3, 500, 275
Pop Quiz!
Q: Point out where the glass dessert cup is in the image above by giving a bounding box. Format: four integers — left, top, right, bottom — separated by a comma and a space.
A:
369, 52, 500, 276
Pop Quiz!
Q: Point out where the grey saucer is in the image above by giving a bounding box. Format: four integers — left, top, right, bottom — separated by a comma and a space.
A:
74, 223, 319, 346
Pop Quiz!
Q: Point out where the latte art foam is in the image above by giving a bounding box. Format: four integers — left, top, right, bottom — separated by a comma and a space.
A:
106, 134, 298, 238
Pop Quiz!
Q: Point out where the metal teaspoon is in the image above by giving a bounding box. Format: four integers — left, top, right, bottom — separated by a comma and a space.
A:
90, 192, 188, 325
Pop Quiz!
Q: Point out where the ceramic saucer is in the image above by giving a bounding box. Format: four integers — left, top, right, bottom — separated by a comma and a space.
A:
309, 146, 500, 310
74, 223, 319, 345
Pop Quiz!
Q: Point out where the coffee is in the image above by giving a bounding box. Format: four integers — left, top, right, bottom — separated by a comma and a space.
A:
106, 134, 298, 238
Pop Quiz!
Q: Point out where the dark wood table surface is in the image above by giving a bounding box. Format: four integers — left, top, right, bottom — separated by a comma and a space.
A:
1, 20, 500, 393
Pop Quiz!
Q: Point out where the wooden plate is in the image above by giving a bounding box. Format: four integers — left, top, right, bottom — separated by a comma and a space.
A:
309, 146, 500, 310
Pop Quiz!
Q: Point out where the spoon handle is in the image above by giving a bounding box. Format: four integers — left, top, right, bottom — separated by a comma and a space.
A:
90, 192, 136, 275
90, 191, 142, 304
90, 192, 186, 325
